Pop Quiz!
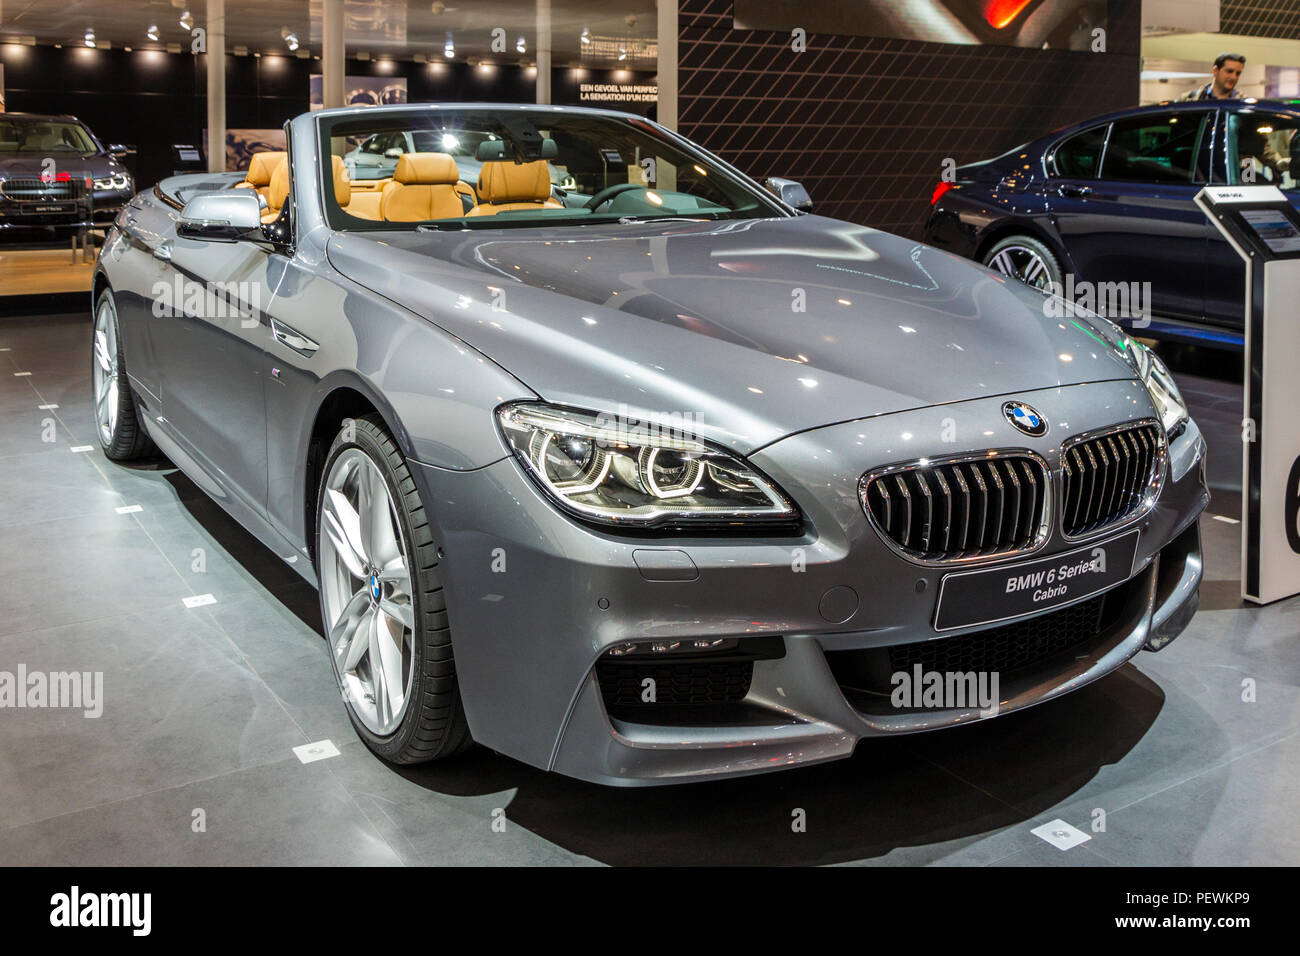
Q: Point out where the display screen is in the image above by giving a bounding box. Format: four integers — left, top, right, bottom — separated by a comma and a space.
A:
1241, 209, 1300, 254
176, 148, 201, 162
734, 0, 1120, 52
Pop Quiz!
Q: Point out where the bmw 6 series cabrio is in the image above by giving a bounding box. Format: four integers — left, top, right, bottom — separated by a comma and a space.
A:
92, 104, 1208, 785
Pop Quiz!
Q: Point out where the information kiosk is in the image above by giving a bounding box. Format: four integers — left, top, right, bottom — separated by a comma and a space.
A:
1195, 185, 1300, 604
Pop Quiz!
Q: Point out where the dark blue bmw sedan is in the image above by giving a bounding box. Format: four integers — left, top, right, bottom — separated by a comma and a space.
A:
924, 98, 1300, 348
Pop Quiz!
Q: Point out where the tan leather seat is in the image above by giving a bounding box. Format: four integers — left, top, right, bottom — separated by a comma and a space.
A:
331, 154, 352, 208
379, 153, 466, 221
345, 179, 390, 220
263, 158, 290, 224
238, 150, 287, 203
468, 160, 562, 216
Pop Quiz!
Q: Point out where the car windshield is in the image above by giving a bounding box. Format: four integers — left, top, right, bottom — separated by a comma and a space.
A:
318, 106, 784, 229
0, 118, 97, 154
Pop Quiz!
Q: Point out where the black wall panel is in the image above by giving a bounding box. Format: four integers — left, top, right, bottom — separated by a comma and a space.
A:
677, 0, 1141, 239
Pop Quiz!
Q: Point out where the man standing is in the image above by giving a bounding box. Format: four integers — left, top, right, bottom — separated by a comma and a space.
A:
1181, 53, 1246, 101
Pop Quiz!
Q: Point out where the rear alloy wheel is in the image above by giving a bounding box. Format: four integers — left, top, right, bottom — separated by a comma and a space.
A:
316, 415, 471, 763
982, 235, 1063, 292
92, 289, 156, 460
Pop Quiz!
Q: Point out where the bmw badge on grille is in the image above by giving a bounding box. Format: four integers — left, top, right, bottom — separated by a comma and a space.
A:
1003, 401, 1047, 437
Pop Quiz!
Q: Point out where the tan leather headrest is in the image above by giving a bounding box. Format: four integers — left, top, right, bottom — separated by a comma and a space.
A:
268, 160, 290, 212
477, 160, 551, 204
394, 152, 459, 185
246, 150, 287, 187
331, 154, 351, 207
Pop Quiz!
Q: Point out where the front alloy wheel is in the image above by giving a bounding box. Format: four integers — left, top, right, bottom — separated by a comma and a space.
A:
320, 447, 415, 735
316, 415, 471, 762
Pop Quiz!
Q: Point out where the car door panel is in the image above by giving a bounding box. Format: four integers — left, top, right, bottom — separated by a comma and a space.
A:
1047, 110, 1214, 324
107, 197, 175, 403
151, 233, 273, 515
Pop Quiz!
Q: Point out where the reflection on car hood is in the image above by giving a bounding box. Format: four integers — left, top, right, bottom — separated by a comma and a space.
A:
327, 215, 1137, 453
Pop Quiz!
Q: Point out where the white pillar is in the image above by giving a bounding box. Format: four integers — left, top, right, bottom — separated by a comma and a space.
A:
657, 0, 677, 130
323, 0, 346, 109
206, 0, 226, 172
536, 0, 552, 104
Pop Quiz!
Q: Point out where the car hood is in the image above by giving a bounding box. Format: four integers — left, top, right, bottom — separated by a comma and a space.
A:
0, 153, 113, 178
326, 215, 1138, 453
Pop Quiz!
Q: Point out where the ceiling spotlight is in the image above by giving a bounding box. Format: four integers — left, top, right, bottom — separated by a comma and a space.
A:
285, 32, 299, 51
179, 10, 194, 32
146, 24, 160, 42
444, 32, 454, 58
84, 29, 96, 48
580, 28, 590, 45
516, 37, 526, 53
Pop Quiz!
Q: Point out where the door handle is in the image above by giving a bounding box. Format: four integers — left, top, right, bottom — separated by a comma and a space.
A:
270, 318, 319, 356
153, 239, 173, 262
1058, 184, 1092, 198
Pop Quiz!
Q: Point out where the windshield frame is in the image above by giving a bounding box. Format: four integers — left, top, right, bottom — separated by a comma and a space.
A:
314, 104, 790, 232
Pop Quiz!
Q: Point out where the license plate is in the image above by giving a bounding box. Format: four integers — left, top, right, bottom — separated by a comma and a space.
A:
933, 529, 1140, 632
29, 204, 74, 214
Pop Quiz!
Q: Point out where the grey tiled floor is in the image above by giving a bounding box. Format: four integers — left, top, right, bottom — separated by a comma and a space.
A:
0, 313, 1294, 866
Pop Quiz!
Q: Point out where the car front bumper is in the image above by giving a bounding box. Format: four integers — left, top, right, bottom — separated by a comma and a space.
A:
410, 378, 1209, 786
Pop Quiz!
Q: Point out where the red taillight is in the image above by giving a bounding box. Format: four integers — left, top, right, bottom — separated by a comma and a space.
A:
983, 0, 1034, 30
931, 181, 955, 206
55, 171, 71, 182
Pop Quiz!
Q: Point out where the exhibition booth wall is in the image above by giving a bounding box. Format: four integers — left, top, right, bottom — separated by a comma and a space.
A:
677, 0, 1141, 239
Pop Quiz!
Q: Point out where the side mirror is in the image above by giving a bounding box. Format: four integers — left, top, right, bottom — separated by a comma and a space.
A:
107, 143, 130, 158
384, 147, 404, 159
765, 176, 813, 212
177, 192, 265, 243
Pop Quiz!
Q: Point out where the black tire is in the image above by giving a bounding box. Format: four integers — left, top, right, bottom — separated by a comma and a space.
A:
981, 234, 1063, 292
316, 414, 472, 764
92, 288, 157, 461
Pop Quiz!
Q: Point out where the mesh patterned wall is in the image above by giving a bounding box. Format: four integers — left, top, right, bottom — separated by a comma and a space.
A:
1221, 1, 1300, 39
677, 0, 1140, 239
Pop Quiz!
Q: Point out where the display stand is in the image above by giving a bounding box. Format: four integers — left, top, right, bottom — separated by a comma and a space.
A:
1195, 185, 1300, 604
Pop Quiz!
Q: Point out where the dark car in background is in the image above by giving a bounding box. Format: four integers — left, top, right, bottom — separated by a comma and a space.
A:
0, 112, 134, 233
924, 99, 1300, 348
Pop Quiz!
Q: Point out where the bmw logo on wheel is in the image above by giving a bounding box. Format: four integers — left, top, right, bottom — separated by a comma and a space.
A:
1003, 401, 1048, 437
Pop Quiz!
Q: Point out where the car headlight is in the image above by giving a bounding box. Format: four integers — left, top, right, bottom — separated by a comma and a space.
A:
92, 173, 131, 191
1122, 338, 1188, 436
497, 403, 799, 530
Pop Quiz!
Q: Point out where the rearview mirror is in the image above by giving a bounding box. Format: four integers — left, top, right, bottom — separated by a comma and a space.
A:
765, 176, 813, 212
177, 192, 265, 243
107, 143, 130, 158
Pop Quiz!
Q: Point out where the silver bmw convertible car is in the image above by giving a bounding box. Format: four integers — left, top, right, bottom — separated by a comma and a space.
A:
92, 103, 1208, 786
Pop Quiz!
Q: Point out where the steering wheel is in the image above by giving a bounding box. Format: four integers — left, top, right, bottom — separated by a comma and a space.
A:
584, 182, 646, 211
